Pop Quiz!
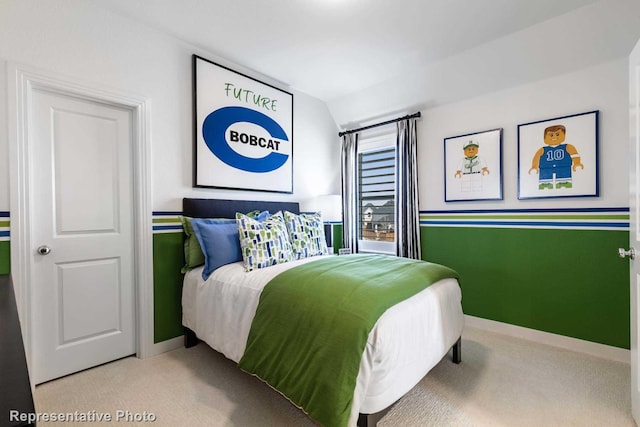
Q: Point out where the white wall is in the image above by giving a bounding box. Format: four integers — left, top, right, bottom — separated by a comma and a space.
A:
327, 0, 640, 130
324, 0, 637, 212
0, 62, 7, 210
0, 0, 340, 212
418, 58, 629, 210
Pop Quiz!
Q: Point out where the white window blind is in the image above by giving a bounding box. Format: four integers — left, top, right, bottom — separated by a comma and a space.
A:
357, 144, 396, 253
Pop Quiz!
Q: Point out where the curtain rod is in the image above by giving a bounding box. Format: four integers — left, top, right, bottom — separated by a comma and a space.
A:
338, 111, 421, 137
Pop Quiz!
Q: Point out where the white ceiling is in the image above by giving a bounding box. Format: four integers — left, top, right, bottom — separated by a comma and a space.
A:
92, 0, 601, 102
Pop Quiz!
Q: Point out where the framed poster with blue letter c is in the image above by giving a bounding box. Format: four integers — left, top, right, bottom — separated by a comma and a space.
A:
193, 55, 293, 193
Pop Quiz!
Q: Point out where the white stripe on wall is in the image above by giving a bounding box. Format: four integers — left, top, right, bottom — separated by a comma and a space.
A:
421, 207, 629, 231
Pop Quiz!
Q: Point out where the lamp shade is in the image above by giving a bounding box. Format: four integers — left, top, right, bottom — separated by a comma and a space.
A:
303, 195, 342, 222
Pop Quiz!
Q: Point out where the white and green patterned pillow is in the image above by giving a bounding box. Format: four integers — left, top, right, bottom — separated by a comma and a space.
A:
236, 211, 294, 271
283, 211, 329, 260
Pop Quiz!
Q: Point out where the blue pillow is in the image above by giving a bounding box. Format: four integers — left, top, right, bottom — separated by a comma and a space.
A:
190, 219, 238, 281
191, 211, 270, 280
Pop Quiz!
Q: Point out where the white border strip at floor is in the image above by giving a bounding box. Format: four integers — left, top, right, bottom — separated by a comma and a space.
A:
465, 315, 629, 364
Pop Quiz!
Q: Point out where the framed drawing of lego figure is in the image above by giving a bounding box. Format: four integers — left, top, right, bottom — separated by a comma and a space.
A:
444, 128, 503, 202
518, 110, 599, 200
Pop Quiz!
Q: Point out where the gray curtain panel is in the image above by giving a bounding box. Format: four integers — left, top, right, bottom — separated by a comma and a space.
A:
396, 119, 421, 259
341, 133, 359, 252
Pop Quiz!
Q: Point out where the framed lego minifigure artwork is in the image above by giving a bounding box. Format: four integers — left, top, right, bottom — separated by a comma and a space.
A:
518, 110, 599, 200
444, 128, 503, 202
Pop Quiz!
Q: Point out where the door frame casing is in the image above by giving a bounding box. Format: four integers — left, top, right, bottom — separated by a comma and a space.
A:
630, 38, 640, 422
7, 63, 155, 381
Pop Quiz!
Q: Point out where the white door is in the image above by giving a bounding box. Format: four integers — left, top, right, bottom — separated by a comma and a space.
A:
30, 88, 136, 384
629, 37, 640, 422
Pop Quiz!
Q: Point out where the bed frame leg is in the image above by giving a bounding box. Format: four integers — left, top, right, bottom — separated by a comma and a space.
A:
357, 338, 461, 427
357, 411, 385, 427
184, 327, 199, 348
357, 401, 395, 427
452, 336, 462, 364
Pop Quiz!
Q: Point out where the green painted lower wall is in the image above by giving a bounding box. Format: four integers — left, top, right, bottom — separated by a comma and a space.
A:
331, 224, 343, 254
0, 241, 9, 275
421, 226, 630, 349
151, 220, 630, 350
153, 232, 184, 343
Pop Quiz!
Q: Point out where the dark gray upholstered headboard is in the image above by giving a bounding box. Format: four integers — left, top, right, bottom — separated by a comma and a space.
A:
183, 198, 300, 219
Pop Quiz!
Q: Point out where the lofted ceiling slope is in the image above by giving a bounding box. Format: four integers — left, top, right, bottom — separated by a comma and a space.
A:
90, 0, 605, 102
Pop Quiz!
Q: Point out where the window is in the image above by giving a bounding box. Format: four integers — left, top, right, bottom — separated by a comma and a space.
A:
357, 135, 396, 254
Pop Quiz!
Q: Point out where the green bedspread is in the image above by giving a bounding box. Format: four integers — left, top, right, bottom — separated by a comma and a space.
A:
238, 254, 459, 427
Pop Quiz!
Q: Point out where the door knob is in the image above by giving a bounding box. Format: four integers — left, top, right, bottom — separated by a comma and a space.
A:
618, 247, 635, 259
37, 245, 51, 256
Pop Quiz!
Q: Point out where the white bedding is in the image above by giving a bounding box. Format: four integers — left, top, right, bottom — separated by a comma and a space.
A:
182, 255, 464, 426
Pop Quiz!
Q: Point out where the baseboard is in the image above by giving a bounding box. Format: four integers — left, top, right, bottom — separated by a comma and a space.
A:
143, 336, 183, 358
464, 315, 630, 364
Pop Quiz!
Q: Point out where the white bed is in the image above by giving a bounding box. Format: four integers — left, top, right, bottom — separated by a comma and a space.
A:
182, 255, 464, 426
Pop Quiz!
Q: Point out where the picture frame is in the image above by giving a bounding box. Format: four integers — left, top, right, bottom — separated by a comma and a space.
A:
193, 54, 294, 193
517, 110, 598, 200
444, 128, 503, 202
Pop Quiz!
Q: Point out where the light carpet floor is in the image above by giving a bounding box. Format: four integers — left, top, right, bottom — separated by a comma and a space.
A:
34, 326, 632, 426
